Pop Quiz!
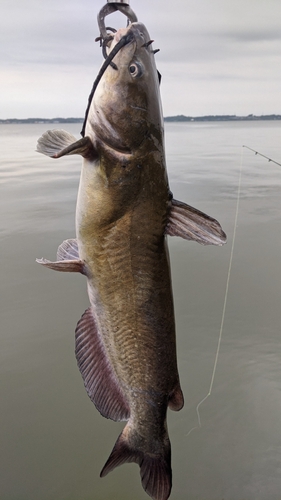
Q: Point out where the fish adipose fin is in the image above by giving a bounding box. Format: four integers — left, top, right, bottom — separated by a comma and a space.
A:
168, 384, 184, 411
101, 425, 172, 500
75, 307, 130, 422
166, 198, 227, 246
36, 238, 86, 274
36, 129, 97, 159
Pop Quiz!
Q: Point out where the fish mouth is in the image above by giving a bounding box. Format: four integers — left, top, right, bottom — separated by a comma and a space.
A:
114, 28, 136, 46
105, 23, 152, 63
116, 23, 150, 51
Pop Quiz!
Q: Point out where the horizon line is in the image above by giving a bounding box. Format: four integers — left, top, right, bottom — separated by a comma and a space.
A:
1, 113, 281, 123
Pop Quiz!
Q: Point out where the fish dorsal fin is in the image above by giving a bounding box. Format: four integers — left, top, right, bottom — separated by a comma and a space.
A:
36, 238, 85, 274
75, 307, 130, 422
166, 198, 227, 246
36, 129, 97, 159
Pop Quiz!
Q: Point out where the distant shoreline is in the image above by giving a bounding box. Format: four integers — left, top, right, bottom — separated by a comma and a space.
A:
164, 114, 281, 122
1, 114, 281, 124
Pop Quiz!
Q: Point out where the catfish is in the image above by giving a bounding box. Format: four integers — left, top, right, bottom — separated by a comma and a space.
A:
37, 22, 226, 500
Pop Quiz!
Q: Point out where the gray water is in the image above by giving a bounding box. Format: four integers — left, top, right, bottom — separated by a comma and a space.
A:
1, 121, 281, 500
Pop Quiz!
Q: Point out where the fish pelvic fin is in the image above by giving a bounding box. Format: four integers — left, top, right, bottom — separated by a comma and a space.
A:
36, 257, 85, 273
101, 425, 172, 500
166, 198, 227, 246
36, 238, 87, 274
75, 307, 130, 421
56, 238, 79, 260
36, 129, 97, 159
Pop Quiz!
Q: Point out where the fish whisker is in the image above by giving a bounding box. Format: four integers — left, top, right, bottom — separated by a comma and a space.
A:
102, 37, 118, 70
142, 40, 154, 48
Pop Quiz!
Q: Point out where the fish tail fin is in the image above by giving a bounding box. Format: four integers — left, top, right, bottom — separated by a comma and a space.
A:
140, 450, 172, 500
100, 424, 172, 500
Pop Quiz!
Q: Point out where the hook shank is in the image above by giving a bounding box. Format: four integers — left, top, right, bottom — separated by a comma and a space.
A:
98, 2, 138, 41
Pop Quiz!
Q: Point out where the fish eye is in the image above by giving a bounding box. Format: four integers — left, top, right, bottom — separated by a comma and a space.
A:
129, 62, 143, 78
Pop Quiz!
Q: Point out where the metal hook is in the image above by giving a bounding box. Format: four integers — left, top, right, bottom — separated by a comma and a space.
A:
97, 0, 138, 42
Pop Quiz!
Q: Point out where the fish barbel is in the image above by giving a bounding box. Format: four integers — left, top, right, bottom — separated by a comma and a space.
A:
36, 21, 226, 500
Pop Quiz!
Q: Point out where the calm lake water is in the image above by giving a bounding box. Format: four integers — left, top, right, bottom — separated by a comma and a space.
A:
1, 121, 281, 500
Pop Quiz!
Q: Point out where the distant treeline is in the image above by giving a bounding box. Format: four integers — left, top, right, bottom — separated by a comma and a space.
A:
0, 118, 84, 124
164, 114, 281, 122
1, 115, 281, 124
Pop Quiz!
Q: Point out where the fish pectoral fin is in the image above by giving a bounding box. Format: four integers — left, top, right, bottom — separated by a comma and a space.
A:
36, 129, 97, 159
75, 307, 130, 422
166, 198, 227, 246
168, 383, 184, 411
36, 258, 86, 274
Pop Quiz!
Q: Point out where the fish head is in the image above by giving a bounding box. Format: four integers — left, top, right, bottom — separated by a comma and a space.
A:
86, 22, 163, 152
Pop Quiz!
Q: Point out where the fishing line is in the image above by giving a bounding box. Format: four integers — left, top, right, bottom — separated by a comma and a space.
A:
187, 147, 244, 436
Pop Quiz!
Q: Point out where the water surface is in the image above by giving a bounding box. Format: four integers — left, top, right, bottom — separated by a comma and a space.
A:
1, 121, 281, 499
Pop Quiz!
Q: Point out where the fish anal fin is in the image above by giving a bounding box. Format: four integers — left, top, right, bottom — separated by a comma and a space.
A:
36, 129, 97, 159
168, 384, 184, 411
166, 198, 227, 246
101, 425, 172, 500
36, 258, 85, 274
75, 308, 130, 421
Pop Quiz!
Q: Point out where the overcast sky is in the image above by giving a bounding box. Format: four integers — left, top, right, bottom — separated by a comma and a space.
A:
1, 0, 281, 118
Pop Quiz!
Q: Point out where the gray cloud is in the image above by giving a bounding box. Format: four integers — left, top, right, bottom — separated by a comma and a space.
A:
223, 29, 281, 43
1, 0, 281, 118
